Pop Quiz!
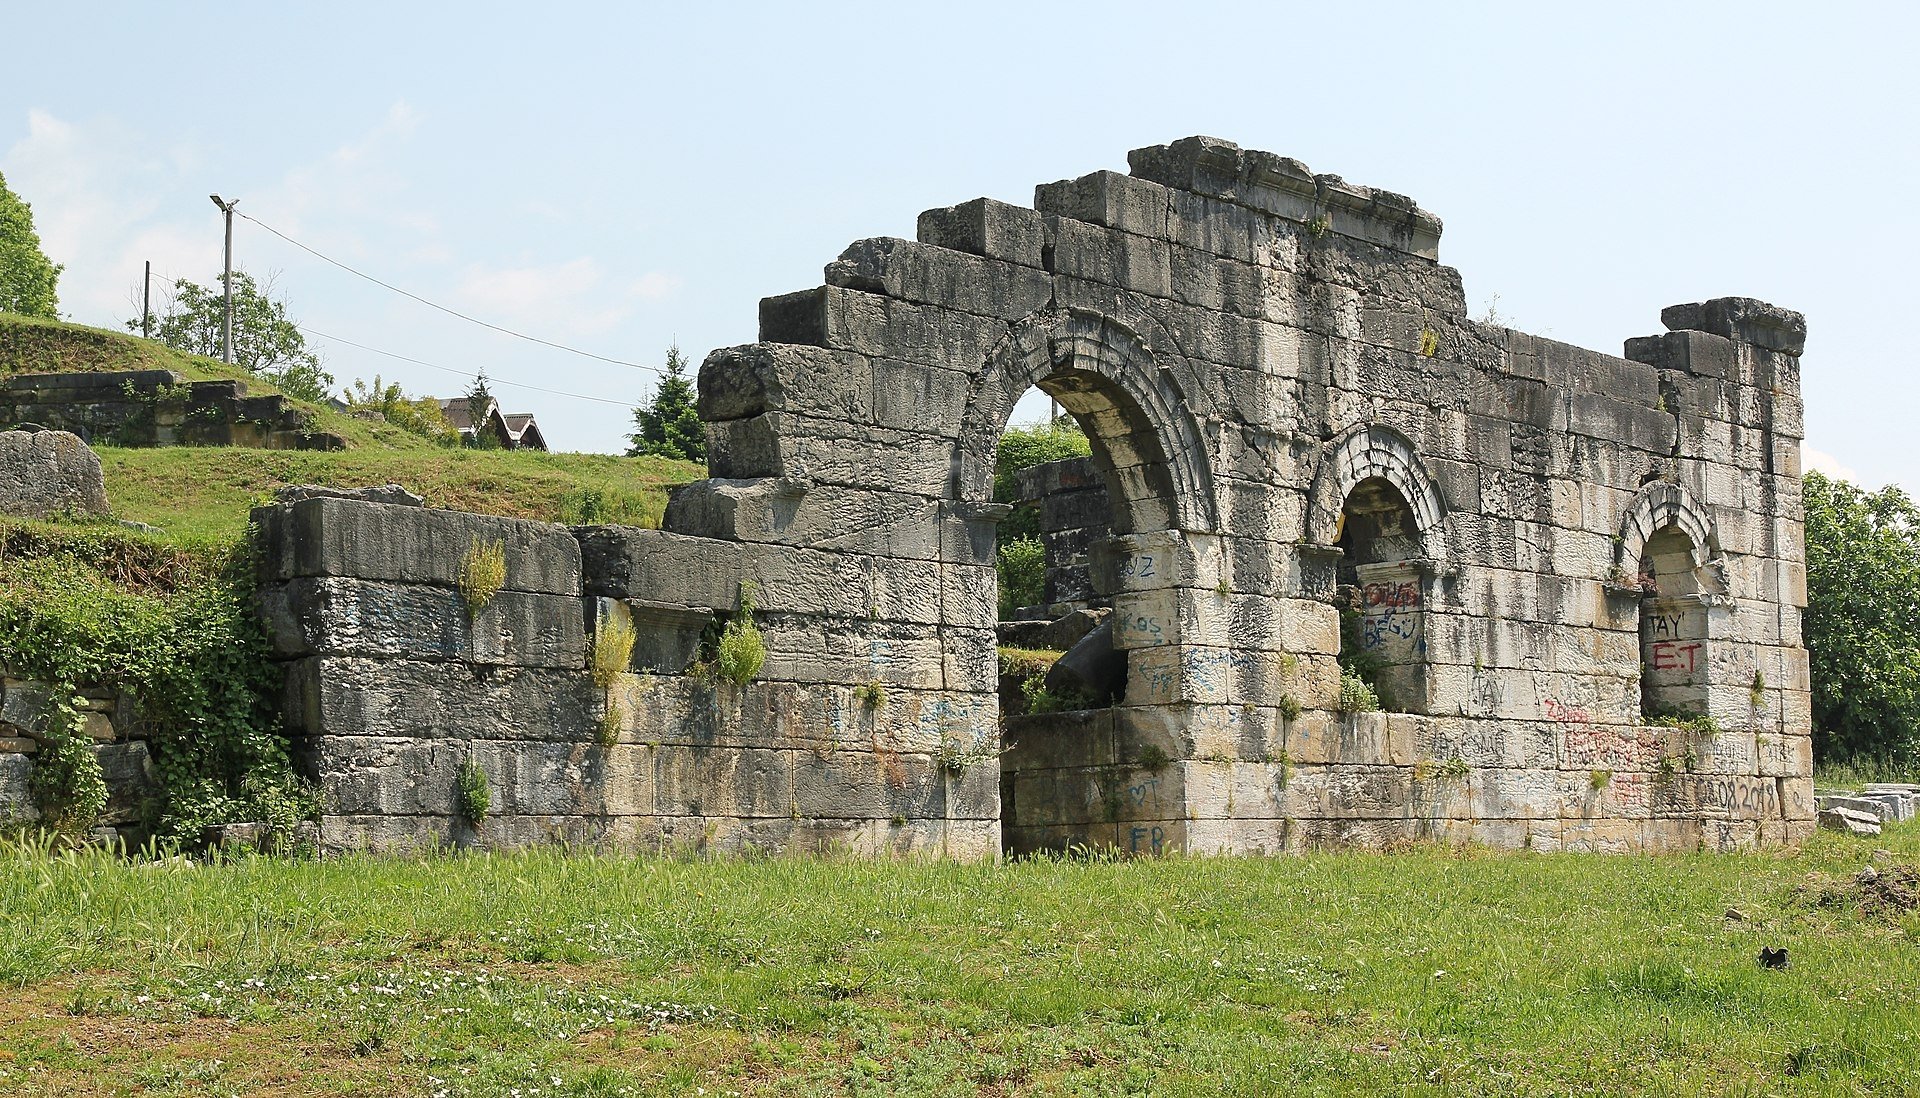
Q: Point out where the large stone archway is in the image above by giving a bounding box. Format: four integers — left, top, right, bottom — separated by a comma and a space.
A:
255, 137, 1814, 856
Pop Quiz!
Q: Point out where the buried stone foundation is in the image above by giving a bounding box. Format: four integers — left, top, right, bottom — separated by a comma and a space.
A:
255, 136, 1814, 855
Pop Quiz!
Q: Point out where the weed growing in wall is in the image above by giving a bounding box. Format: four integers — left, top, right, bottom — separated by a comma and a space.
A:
596, 697, 623, 749
715, 582, 765, 687
457, 539, 507, 616
455, 759, 490, 825
855, 681, 887, 710
1278, 693, 1303, 722
1337, 670, 1380, 714
1020, 674, 1095, 715
591, 612, 636, 688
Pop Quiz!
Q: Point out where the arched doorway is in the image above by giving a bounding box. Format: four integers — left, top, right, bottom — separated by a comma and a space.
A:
954, 310, 1221, 854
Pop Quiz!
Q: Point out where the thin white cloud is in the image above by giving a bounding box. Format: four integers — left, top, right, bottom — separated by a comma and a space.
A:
455, 258, 679, 338
4, 109, 203, 325
1802, 443, 1861, 484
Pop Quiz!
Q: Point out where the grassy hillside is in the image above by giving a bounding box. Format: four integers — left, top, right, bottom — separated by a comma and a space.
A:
97, 446, 703, 542
0, 827, 1915, 1096
0, 314, 445, 451
0, 315, 704, 538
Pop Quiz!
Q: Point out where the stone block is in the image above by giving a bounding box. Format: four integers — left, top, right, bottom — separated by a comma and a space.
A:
263, 577, 586, 669
1817, 806, 1880, 837
916, 197, 1050, 269
696, 343, 872, 422
260, 496, 581, 595
0, 430, 110, 520
827, 237, 1053, 321
757, 285, 1009, 371
0, 752, 36, 821
706, 410, 954, 495
284, 657, 598, 742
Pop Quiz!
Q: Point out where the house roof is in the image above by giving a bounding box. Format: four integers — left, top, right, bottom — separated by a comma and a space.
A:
437, 398, 548, 451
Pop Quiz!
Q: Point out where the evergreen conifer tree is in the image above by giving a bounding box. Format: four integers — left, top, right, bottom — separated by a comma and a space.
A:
465, 369, 500, 449
627, 345, 704, 461
0, 170, 62, 319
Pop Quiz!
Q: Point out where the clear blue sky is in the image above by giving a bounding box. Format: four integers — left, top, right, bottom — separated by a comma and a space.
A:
3, 3, 1913, 490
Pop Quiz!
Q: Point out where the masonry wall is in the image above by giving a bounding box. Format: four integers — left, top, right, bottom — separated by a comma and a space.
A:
0, 370, 344, 450
255, 136, 1814, 856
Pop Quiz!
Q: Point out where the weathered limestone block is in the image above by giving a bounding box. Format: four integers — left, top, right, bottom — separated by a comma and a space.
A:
759, 285, 1009, 370
283, 657, 598, 741
1125, 137, 1443, 260
0, 429, 109, 520
264, 577, 586, 669
696, 343, 873, 423
707, 410, 954, 495
257, 496, 581, 594
0, 753, 36, 821
827, 237, 1052, 321
916, 197, 1049, 269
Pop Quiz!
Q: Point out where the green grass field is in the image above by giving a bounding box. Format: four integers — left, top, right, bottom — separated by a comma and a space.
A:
94, 446, 703, 543
1, 826, 1915, 1097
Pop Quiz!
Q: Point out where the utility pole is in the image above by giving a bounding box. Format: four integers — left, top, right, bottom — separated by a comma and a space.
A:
141, 260, 152, 339
209, 195, 238, 364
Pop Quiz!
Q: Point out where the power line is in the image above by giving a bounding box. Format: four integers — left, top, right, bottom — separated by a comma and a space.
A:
296, 323, 640, 409
237, 211, 664, 377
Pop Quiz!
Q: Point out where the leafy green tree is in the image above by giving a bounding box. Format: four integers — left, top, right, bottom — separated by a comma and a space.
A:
464, 368, 499, 449
627, 345, 704, 461
344, 375, 460, 446
994, 416, 1092, 547
1803, 471, 1920, 763
133, 271, 334, 403
0, 170, 62, 318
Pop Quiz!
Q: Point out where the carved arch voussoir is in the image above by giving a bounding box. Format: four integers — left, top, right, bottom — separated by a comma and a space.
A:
1307, 423, 1448, 551
1615, 479, 1727, 586
955, 309, 1220, 533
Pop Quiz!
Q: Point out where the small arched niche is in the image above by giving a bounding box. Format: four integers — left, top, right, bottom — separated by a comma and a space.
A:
1638, 524, 1710, 720
1334, 476, 1429, 712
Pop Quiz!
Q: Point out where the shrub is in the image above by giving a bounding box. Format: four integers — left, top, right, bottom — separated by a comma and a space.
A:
455, 759, 490, 825
0, 524, 309, 846
458, 539, 506, 616
28, 694, 108, 839
1338, 670, 1380, 714
715, 583, 765, 687
342, 376, 459, 446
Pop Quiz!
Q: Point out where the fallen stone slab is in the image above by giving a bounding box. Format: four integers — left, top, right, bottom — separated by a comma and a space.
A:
0, 429, 109, 520
1818, 806, 1882, 837
1816, 795, 1892, 820
1858, 791, 1915, 822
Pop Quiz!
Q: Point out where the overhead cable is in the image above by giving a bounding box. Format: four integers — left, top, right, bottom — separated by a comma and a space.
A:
238, 211, 663, 377
296, 323, 640, 408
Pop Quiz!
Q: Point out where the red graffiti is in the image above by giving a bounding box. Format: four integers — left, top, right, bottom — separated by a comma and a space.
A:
1362, 581, 1421, 609
1651, 641, 1701, 673
1544, 698, 1592, 724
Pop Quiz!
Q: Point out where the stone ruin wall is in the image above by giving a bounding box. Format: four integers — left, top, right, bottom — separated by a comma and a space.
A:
0, 369, 345, 450
253, 136, 1815, 856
